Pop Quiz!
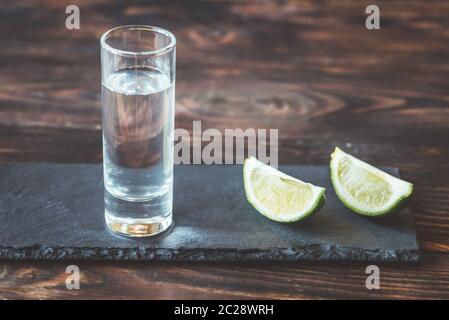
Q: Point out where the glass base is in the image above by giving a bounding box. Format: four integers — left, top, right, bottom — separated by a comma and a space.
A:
104, 187, 173, 238
105, 211, 172, 237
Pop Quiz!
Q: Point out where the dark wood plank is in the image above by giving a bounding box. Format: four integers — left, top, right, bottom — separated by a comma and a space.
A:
1, 253, 449, 299
0, 0, 449, 299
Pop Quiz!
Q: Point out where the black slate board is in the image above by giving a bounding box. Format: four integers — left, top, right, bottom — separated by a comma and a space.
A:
0, 163, 420, 261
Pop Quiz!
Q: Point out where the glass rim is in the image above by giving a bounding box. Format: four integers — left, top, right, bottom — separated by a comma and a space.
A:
100, 25, 176, 57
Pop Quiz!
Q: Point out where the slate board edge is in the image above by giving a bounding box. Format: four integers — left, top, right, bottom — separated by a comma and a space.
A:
0, 245, 421, 262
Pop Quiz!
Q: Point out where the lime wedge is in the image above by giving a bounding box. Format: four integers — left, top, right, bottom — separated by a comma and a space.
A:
243, 157, 326, 222
330, 147, 413, 216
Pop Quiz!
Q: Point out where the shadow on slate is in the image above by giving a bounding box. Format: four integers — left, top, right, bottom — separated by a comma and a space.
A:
0, 163, 420, 262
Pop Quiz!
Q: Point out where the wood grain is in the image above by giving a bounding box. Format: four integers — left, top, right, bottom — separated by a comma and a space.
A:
0, 0, 449, 299
1, 254, 449, 299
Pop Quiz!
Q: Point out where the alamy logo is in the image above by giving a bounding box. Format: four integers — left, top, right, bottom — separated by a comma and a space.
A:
365, 265, 380, 290
0, 265, 6, 279
65, 5, 80, 30
174, 121, 278, 167
365, 5, 380, 30
65, 265, 80, 290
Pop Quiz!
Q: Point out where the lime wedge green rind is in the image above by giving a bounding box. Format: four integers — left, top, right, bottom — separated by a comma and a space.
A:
243, 157, 326, 223
330, 147, 413, 217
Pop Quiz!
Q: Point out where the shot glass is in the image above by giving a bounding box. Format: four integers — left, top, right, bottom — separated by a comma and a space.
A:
100, 25, 176, 237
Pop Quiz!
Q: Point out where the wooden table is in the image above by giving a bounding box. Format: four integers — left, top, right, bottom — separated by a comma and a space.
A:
1, 0, 448, 299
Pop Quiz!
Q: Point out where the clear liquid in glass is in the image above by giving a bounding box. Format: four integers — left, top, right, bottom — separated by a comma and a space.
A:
102, 66, 174, 236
